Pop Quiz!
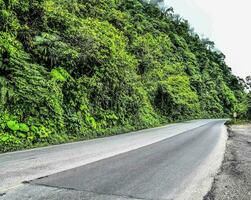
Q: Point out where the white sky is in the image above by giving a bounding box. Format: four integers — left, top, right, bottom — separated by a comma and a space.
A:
164, 0, 251, 79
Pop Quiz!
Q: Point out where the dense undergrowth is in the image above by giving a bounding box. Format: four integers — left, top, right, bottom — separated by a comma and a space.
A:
0, 0, 247, 152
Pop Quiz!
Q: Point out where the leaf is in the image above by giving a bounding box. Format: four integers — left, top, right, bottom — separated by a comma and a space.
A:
19, 123, 29, 132
17, 132, 26, 138
7, 121, 19, 131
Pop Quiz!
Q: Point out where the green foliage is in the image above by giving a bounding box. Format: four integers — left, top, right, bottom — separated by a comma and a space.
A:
19, 123, 29, 132
247, 94, 251, 119
7, 121, 19, 131
0, 0, 246, 152
0, 133, 21, 152
155, 75, 200, 120
51, 67, 69, 82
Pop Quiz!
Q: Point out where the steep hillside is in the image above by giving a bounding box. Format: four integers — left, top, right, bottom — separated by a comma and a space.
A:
0, 0, 246, 152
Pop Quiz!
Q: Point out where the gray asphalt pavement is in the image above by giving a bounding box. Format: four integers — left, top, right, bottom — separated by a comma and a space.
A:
0, 120, 227, 200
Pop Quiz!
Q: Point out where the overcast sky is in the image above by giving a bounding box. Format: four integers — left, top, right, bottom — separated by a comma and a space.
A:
163, 0, 251, 79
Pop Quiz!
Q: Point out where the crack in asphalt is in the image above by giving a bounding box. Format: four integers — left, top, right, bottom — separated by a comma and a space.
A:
30, 183, 170, 200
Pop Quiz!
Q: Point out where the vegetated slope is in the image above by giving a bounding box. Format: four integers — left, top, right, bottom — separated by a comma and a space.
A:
0, 0, 246, 152
245, 77, 251, 120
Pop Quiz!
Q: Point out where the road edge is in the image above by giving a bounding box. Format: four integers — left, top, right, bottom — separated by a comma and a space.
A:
174, 123, 228, 200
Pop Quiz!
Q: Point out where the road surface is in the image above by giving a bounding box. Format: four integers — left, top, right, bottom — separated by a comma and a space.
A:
0, 119, 227, 200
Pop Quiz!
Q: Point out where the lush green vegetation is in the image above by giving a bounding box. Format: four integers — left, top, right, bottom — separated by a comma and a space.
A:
0, 0, 247, 152
244, 76, 251, 120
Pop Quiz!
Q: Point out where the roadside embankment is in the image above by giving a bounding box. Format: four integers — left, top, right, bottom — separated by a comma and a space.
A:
204, 124, 251, 200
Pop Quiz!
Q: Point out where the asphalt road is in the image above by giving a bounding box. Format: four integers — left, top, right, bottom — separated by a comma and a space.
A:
0, 119, 227, 200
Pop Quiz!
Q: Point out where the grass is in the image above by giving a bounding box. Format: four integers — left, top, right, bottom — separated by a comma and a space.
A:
225, 119, 251, 125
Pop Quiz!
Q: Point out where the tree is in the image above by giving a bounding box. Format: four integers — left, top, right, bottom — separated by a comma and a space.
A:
0, 0, 246, 152
246, 76, 251, 90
